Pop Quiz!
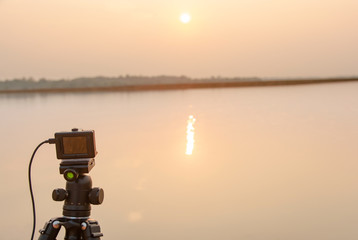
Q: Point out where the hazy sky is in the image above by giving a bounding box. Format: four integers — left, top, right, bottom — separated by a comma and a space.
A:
1, 0, 357, 79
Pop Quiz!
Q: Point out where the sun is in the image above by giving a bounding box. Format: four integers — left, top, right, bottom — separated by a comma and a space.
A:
180, 13, 191, 24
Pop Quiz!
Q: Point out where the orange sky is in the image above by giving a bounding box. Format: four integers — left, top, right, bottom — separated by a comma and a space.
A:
1, 0, 357, 79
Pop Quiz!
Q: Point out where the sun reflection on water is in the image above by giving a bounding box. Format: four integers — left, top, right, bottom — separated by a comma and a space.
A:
186, 115, 196, 155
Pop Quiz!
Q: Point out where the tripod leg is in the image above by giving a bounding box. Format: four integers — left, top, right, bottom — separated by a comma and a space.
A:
81, 219, 103, 240
38, 218, 62, 240
64, 227, 82, 240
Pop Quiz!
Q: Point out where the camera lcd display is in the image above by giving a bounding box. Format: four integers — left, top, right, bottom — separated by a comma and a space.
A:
55, 129, 97, 159
63, 136, 88, 155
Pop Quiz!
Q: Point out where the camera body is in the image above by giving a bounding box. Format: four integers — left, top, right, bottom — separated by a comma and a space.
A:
55, 129, 97, 159
55, 128, 97, 180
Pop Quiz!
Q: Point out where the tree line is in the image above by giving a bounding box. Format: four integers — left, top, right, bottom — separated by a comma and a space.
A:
0, 76, 260, 90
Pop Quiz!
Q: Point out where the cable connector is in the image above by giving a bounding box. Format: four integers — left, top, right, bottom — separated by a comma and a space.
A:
48, 138, 56, 144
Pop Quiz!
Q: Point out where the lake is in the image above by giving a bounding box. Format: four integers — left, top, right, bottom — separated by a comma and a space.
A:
1, 82, 357, 240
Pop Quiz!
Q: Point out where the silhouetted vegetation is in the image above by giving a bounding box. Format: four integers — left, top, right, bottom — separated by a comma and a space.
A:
0, 76, 356, 93
0, 76, 260, 91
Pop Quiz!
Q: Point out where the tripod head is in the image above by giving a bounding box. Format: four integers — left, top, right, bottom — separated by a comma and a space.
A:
52, 173, 104, 218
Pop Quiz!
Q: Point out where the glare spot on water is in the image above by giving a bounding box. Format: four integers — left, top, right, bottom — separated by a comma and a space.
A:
135, 178, 147, 191
132, 160, 143, 168
186, 115, 196, 155
128, 211, 143, 223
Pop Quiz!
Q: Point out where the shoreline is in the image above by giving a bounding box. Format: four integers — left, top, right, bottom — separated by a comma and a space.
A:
0, 78, 357, 94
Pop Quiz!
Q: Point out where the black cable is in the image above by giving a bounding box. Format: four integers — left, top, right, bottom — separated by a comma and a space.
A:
28, 139, 50, 240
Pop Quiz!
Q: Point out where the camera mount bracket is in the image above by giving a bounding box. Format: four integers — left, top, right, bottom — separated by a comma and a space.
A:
59, 158, 95, 175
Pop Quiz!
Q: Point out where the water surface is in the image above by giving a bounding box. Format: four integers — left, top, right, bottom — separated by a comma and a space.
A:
1, 82, 357, 240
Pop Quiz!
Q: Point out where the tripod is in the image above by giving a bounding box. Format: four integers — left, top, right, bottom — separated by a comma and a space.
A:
38, 159, 104, 240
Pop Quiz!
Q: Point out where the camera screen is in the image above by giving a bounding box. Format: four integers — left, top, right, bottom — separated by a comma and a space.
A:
63, 136, 88, 155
